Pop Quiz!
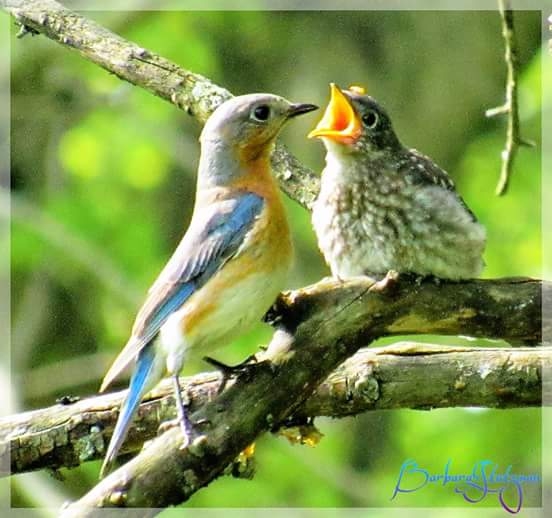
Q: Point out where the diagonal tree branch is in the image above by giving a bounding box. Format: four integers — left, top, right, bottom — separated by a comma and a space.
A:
3, 0, 320, 208
44, 276, 544, 513
2, 341, 549, 477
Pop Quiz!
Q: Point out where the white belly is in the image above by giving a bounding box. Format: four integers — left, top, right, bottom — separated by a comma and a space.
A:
159, 263, 289, 375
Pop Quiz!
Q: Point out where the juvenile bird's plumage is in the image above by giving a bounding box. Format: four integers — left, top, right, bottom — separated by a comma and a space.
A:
309, 84, 486, 280
99, 94, 317, 477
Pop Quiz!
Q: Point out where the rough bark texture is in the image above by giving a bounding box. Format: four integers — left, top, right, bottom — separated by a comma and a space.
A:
2, 342, 548, 478
41, 276, 545, 513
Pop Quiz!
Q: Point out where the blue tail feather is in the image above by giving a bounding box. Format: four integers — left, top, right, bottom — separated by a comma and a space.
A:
99, 344, 159, 478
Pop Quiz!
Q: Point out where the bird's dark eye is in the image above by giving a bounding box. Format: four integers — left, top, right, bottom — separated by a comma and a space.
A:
362, 110, 378, 129
252, 105, 271, 121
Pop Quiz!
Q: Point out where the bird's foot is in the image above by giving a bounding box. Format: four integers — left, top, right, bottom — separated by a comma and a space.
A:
158, 417, 186, 435
159, 374, 194, 448
368, 270, 400, 293
203, 354, 256, 375
203, 354, 258, 394
263, 293, 287, 325
158, 415, 210, 437
158, 420, 192, 452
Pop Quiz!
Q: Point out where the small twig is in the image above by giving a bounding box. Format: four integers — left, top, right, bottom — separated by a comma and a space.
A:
486, 0, 535, 196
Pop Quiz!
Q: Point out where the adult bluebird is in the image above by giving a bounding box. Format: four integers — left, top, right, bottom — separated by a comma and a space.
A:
309, 84, 485, 280
99, 94, 317, 477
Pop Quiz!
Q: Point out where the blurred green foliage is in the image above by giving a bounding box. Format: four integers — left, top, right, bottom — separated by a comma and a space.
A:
7, 9, 544, 513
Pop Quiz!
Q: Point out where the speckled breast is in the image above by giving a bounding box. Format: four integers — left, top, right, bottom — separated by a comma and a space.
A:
312, 177, 408, 278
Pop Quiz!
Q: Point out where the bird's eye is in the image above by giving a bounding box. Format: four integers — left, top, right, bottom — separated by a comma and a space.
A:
362, 110, 378, 129
252, 105, 271, 122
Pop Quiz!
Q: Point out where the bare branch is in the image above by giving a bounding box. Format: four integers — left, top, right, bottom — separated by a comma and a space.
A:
2, 341, 548, 478
485, 0, 535, 196
44, 276, 544, 513
3, 0, 320, 208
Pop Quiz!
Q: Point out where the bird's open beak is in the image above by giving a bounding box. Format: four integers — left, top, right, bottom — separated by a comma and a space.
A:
287, 103, 319, 118
307, 83, 362, 142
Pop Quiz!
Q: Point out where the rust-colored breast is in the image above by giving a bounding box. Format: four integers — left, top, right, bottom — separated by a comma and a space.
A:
180, 155, 292, 339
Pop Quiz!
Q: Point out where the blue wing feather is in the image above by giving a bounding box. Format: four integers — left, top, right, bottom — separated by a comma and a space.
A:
100, 192, 264, 392
138, 192, 264, 340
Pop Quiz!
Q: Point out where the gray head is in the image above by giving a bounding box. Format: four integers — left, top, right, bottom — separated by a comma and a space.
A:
200, 93, 318, 160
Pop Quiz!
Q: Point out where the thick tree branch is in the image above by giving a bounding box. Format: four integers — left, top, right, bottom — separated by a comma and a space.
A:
485, 0, 534, 196
2, 341, 548, 477
3, 0, 320, 208
40, 276, 544, 513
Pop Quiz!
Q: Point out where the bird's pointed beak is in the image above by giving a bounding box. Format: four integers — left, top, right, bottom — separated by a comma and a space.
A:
308, 83, 362, 142
287, 103, 319, 118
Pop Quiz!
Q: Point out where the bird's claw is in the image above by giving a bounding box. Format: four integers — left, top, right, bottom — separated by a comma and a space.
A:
203, 355, 255, 376
263, 294, 287, 325
203, 355, 258, 394
157, 415, 192, 448
158, 415, 191, 448
169, 374, 193, 447
158, 417, 183, 435
204, 355, 275, 394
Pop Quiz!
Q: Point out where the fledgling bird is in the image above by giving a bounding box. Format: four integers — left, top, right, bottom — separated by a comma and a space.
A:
309, 84, 486, 280
98, 94, 317, 477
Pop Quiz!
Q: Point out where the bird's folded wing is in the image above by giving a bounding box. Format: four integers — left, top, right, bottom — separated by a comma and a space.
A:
403, 149, 478, 222
100, 192, 265, 392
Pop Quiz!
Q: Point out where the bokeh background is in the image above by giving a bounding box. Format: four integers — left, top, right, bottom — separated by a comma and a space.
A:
5, 8, 548, 514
